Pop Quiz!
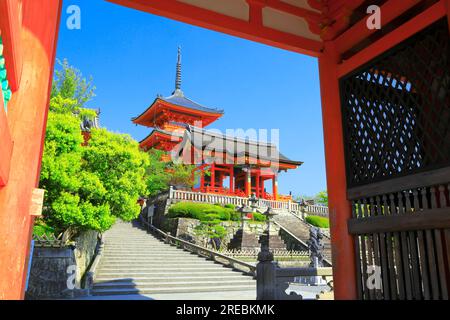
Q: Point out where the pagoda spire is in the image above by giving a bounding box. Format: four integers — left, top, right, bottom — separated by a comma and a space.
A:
173, 46, 183, 96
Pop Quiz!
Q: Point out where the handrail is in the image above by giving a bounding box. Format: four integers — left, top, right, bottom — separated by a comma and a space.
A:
273, 220, 309, 249
273, 220, 333, 267
139, 215, 257, 276
84, 234, 104, 292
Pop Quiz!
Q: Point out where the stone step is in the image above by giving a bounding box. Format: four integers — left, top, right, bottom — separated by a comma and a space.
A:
101, 256, 198, 261
95, 270, 243, 278
104, 238, 162, 241
99, 261, 217, 268
94, 279, 255, 290
92, 284, 256, 296
97, 265, 228, 272
101, 252, 199, 257
100, 258, 213, 264
94, 275, 251, 283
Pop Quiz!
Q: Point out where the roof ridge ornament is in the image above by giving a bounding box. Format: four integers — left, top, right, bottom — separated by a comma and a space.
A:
173, 46, 184, 97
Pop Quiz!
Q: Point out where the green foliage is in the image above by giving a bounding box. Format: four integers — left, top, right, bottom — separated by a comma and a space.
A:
315, 190, 328, 206
145, 150, 198, 196
82, 128, 149, 222
33, 219, 55, 237
145, 150, 170, 196
168, 202, 238, 222
305, 215, 330, 228
224, 204, 236, 209
168, 163, 197, 189
230, 211, 241, 221
51, 59, 95, 109
252, 212, 267, 222
40, 60, 150, 233
194, 222, 227, 242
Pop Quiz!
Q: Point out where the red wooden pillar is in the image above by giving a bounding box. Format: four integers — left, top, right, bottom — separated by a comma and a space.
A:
255, 171, 260, 198
245, 167, 251, 197
446, 0, 450, 32
200, 166, 205, 192
210, 163, 215, 190
0, 0, 62, 299
272, 175, 278, 200
319, 41, 357, 300
229, 165, 234, 192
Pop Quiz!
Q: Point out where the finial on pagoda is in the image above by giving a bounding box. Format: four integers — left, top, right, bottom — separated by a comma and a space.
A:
173, 46, 183, 97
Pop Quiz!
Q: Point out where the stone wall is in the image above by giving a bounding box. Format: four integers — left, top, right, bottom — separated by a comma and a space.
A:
73, 230, 99, 286
143, 191, 170, 228
25, 230, 99, 300
25, 247, 76, 300
164, 217, 280, 250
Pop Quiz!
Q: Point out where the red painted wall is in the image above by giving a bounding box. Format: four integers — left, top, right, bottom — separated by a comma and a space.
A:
0, 0, 62, 300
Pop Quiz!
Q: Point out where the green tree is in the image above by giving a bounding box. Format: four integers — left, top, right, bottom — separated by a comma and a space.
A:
315, 190, 328, 206
51, 58, 95, 109
40, 100, 149, 232
145, 150, 199, 196
39, 60, 149, 233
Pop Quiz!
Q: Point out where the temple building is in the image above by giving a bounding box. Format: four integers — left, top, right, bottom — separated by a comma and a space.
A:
132, 48, 302, 200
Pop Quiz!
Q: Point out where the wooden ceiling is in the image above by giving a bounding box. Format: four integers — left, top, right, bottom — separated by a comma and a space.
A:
106, 0, 376, 56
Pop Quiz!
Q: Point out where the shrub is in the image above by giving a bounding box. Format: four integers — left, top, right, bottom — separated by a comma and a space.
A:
252, 212, 267, 222
230, 211, 241, 221
306, 215, 330, 228
224, 204, 235, 209
168, 201, 237, 222
33, 219, 55, 237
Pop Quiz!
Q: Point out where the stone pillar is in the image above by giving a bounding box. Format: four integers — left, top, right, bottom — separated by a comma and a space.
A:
256, 231, 277, 300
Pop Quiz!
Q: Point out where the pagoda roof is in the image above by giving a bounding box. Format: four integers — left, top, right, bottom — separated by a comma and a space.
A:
132, 48, 223, 127
132, 92, 224, 128
138, 127, 183, 151
139, 127, 184, 144
160, 92, 224, 115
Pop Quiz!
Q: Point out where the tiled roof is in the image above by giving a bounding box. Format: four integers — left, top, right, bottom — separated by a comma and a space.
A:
160, 92, 224, 114
185, 126, 303, 166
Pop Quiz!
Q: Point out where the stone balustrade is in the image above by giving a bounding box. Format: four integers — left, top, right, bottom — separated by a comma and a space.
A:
169, 187, 329, 218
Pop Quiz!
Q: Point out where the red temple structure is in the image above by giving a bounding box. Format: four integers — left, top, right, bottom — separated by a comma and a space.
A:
1, 0, 449, 300
132, 48, 303, 200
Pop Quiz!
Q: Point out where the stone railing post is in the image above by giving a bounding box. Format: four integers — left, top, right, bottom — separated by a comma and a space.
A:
165, 232, 171, 244
169, 186, 174, 199
256, 257, 277, 300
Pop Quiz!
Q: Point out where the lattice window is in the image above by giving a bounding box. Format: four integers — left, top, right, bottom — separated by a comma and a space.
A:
340, 19, 450, 187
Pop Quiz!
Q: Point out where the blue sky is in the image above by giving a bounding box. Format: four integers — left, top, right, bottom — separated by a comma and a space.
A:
56, 0, 326, 197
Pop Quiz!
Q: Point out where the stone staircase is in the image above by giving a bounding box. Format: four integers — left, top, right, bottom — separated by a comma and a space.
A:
92, 221, 256, 296
273, 213, 332, 263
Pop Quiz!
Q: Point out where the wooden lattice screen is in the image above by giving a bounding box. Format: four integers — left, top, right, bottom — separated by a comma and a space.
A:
340, 19, 450, 300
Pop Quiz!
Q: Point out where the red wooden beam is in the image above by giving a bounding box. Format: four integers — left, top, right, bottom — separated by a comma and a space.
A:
0, 0, 62, 299
107, 0, 323, 57
0, 93, 13, 187
258, 0, 322, 23
337, 0, 447, 78
318, 41, 358, 299
0, 0, 23, 92
334, 0, 422, 55
446, 0, 450, 32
